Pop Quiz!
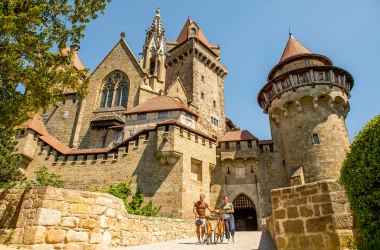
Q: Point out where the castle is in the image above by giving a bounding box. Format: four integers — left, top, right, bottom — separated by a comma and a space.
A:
17, 8, 354, 231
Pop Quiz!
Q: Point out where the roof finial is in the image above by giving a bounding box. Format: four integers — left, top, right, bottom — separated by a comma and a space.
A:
156, 7, 160, 16
289, 27, 292, 38
120, 31, 125, 38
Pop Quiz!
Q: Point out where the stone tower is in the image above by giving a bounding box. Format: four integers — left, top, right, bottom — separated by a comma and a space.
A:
140, 8, 166, 93
257, 35, 354, 184
165, 18, 228, 139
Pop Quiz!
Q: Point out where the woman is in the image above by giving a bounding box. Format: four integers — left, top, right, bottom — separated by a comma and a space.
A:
219, 196, 235, 243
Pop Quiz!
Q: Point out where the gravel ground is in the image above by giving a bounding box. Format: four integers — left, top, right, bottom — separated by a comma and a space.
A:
0, 231, 275, 250
120, 231, 275, 250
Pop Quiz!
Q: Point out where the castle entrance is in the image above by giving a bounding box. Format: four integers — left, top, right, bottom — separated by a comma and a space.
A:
232, 194, 258, 231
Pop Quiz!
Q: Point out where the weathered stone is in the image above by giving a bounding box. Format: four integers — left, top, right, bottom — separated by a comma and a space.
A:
306, 216, 333, 233
63, 243, 81, 250
92, 205, 107, 215
35, 208, 61, 226
45, 229, 66, 244
283, 220, 304, 234
23, 226, 46, 244
89, 233, 102, 244
95, 197, 113, 206
30, 244, 54, 250
80, 219, 98, 229
69, 204, 92, 214
333, 214, 353, 229
299, 206, 313, 217
310, 234, 325, 249
102, 231, 112, 245
61, 217, 79, 228
321, 203, 334, 215
274, 209, 286, 219
65, 230, 89, 243
287, 207, 299, 218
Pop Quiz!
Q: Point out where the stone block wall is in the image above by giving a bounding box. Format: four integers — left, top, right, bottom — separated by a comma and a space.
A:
268, 180, 354, 249
0, 187, 194, 249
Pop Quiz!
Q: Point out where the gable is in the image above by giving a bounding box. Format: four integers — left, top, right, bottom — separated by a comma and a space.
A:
165, 77, 189, 104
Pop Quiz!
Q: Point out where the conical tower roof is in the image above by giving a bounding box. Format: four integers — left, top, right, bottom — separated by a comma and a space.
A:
279, 35, 312, 62
176, 18, 211, 47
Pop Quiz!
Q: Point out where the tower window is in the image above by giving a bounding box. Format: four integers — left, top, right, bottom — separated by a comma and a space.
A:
248, 141, 252, 148
201, 92, 204, 99
236, 142, 241, 150
213, 100, 216, 107
312, 133, 320, 144
225, 142, 229, 149
150, 60, 156, 75
201, 75, 204, 82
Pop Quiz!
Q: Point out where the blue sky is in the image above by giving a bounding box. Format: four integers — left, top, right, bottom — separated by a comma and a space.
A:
78, 0, 380, 140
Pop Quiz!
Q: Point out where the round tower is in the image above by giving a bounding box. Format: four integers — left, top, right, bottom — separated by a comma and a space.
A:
257, 35, 354, 184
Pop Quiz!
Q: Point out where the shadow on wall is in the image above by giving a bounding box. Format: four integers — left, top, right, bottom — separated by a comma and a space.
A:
258, 231, 276, 250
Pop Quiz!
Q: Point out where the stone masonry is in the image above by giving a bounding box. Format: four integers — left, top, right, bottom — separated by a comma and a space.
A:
267, 180, 354, 249
0, 187, 194, 249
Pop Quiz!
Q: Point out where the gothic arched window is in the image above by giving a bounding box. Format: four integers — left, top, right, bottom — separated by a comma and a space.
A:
99, 71, 129, 108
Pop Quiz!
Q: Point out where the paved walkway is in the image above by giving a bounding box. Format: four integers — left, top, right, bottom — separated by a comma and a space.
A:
123, 231, 275, 250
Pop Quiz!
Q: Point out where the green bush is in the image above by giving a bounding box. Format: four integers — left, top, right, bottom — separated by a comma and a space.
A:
107, 182, 161, 217
34, 166, 65, 188
340, 114, 380, 249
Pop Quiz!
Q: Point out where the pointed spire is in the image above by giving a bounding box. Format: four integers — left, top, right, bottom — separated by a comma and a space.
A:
279, 35, 312, 62
150, 7, 164, 35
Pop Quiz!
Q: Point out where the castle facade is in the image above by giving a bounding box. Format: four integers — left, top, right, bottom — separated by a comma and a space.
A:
17, 9, 354, 230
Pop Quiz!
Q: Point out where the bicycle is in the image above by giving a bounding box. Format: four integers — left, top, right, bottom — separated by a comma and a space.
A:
213, 212, 226, 244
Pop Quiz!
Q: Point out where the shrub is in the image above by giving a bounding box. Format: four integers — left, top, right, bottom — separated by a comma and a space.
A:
340, 114, 380, 249
107, 182, 161, 217
34, 166, 65, 188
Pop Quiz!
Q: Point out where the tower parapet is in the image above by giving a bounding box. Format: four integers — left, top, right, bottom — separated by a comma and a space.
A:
258, 35, 354, 184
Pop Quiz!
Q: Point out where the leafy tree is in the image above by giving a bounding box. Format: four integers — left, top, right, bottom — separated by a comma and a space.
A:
0, 128, 26, 188
34, 166, 64, 187
340, 114, 380, 249
0, 0, 111, 185
107, 182, 161, 217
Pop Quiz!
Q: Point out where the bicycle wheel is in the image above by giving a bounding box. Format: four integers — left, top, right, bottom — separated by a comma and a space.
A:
214, 232, 218, 245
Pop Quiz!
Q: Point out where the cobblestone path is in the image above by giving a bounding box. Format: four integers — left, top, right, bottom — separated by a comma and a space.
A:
122, 231, 275, 250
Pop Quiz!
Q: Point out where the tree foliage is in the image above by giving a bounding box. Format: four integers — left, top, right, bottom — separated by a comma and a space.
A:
340, 114, 380, 249
0, 0, 111, 129
107, 182, 161, 217
0, 128, 26, 188
0, 0, 110, 185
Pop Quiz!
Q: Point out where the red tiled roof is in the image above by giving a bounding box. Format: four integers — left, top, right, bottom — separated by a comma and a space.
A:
169, 18, 219, 50
124, 95, 198, 117
219, 130, 258, 142
279, 35, 312, 62
22, 114, 71, 154
258, 140, 274, 145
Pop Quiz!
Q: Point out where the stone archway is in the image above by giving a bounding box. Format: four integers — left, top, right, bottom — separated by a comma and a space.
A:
232, 194, 258, 231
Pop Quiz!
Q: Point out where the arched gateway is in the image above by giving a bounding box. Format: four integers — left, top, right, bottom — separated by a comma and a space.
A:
232, 194, 258, 231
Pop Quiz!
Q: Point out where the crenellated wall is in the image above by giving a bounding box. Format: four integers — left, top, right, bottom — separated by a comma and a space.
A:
212, 140, 288, 229
0, 187, 194, 249
21, 124, 216, 219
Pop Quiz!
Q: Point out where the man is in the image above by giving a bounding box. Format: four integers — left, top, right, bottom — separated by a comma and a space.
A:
218, 196, 235, 243
193, 194, 213, 245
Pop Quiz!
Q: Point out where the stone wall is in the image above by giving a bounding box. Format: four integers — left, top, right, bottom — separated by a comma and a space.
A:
268, 180, 354, 249
0, 187, 194, 249
22, 124, 216, 219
